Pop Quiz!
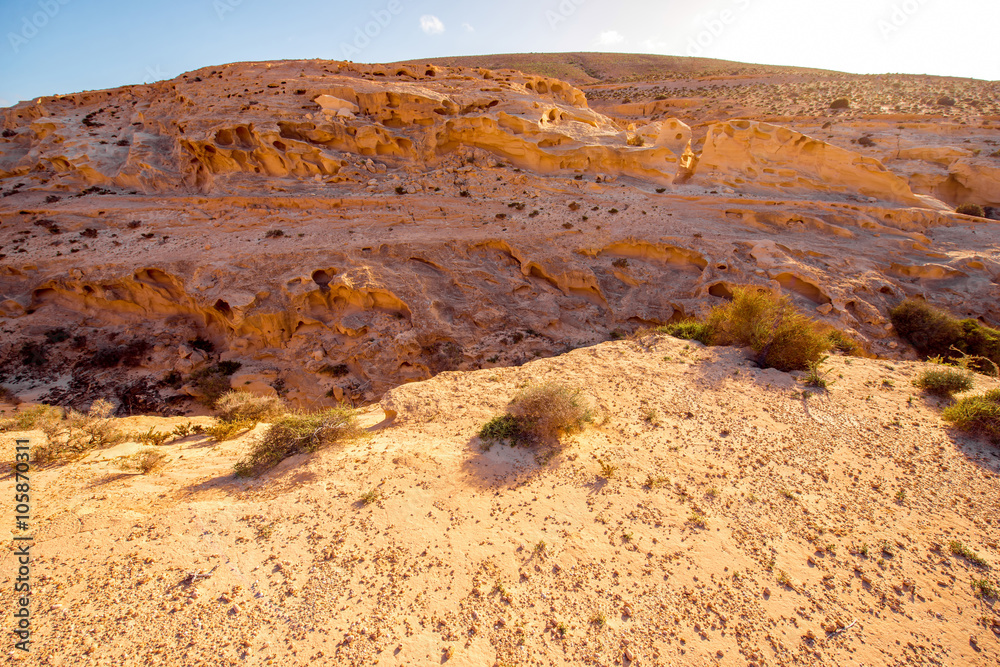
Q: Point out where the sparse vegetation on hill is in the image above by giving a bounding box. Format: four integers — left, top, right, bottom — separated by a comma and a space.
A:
0, 398, 125, 464
479, 382, 592, 448
890, 299, 1000, 374
233, 407, 364, 477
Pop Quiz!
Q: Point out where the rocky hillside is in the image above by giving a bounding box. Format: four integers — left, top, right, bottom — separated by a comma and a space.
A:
0, 57, 998, 412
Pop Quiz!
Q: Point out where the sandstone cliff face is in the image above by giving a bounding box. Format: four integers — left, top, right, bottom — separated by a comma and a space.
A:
0, 60, 687, 193
698, 120, 931, 207
0, 60, 997, 411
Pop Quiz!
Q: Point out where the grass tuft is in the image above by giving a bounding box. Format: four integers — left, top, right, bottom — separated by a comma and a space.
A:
913, 367, 974, 397
942, 389, 1000, 442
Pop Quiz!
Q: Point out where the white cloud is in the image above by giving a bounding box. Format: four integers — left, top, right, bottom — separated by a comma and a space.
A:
639, 38, 670, 52
420, 15, 445, 35
462, 22, 475, 32
597, 30, 625, 46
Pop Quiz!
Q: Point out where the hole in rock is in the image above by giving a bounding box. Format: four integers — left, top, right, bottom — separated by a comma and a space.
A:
312, 269, 332, 288
234, 126, 253, 147
708, 283, 733, 299
214, 299, 232, 316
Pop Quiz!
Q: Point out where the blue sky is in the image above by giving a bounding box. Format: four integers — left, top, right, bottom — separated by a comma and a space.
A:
1, 0, 997, 106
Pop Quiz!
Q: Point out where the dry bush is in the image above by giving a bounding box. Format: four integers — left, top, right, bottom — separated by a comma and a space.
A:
214, 390, 286, 424
0, 386, 21, 405
890, 300, 1000, 374
63, 399, 126, 454
124, 448, 167, 474
942, 389, 1000, 442
706, 286, 829, 372
956, 203, 986, 217
233, 408, 363, 477
0, 404, 62, 433
132, 427, 171, 447
205, 418, 257, 442
479, 383, 593, 448
4, 399, 125, 465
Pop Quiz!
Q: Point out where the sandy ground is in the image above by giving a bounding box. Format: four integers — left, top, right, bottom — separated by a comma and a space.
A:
1, 335, 999, 666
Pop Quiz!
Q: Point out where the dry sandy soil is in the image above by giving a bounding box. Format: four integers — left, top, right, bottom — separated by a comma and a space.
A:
1, 52, 999, 666
2, 336, 999, 666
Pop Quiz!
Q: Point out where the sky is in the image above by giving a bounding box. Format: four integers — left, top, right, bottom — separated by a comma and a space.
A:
1, 0, 997, 107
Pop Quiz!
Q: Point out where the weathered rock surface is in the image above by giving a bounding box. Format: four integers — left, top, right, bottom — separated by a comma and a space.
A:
0, 59, 997, 410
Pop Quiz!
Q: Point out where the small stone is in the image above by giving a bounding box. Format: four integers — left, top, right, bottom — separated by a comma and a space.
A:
624, 647, 635, 661
763, 587, 771, 597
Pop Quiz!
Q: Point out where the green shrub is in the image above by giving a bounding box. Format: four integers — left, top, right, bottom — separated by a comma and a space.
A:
889, 300, 1000, 374
479, 414, 525, 446
913, 367, 974, 397
214, 390, 285, 424
233, 408, 363, 477
942, 389, 1000, 442
706, 286, 829, 372
478, 383, 592, 448
658, 321, 713, 345
803, 356, 833, 389
956, 203, 985, 218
